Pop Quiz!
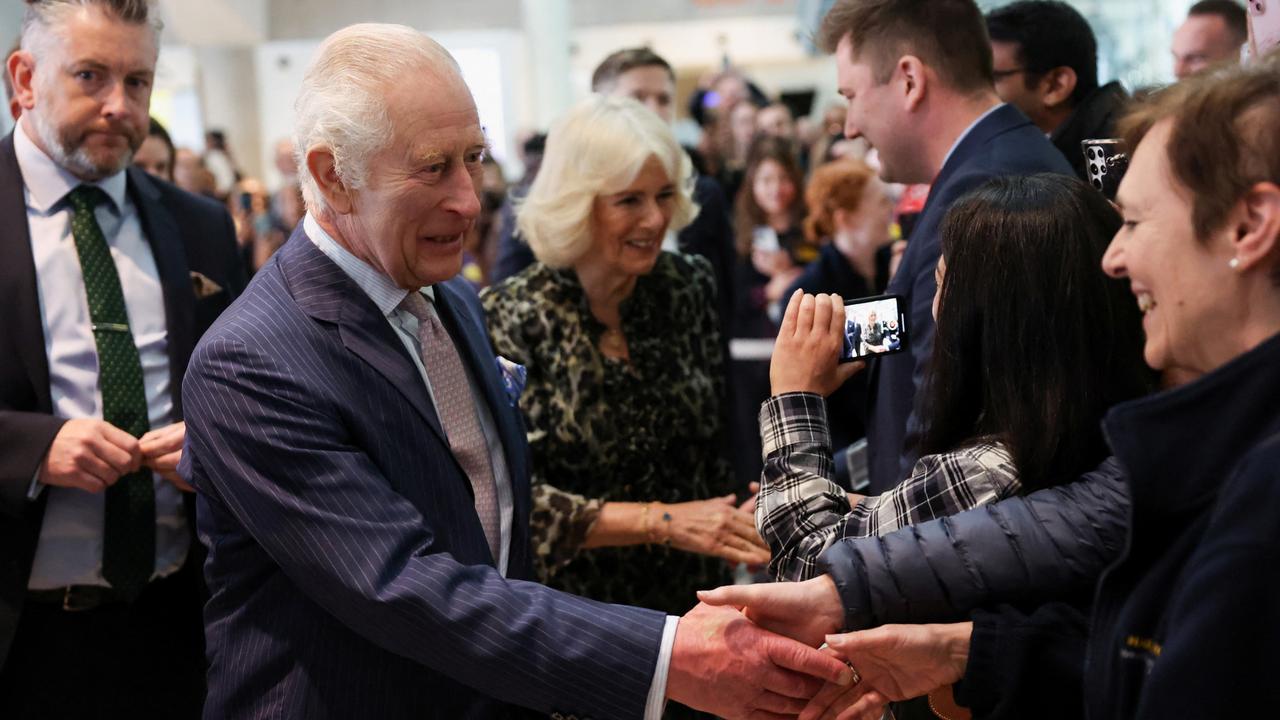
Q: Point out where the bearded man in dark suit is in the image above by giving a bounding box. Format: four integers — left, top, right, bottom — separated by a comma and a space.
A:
0, 1, 245, 717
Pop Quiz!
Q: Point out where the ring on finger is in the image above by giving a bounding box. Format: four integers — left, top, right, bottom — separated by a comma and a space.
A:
843, 659, 862, 685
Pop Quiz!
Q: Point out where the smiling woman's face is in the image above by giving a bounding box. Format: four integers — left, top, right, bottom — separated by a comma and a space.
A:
587, 155, 675, 279
1102, 120, 1238, 379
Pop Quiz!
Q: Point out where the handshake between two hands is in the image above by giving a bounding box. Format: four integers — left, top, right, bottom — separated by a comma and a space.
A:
669, 575, 970, 720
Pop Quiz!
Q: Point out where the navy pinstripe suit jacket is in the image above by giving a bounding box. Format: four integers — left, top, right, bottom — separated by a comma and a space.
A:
180, 230, 667, 719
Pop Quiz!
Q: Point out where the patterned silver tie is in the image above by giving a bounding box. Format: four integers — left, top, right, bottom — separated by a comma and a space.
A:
400, 292, 501, 562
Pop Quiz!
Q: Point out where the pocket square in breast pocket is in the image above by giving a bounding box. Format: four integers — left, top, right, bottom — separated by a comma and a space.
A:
494, 356, 526, 407
190, 271, 225, 300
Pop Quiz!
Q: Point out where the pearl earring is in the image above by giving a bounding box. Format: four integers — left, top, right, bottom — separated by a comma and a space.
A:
1228, 257, 1241, 270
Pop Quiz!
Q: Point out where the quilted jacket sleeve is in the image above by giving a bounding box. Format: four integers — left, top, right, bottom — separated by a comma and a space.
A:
818, 456, 1129, 630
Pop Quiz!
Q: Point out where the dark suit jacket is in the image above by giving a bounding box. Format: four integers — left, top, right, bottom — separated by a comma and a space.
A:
181, 230, 666, 719
0, 131, 245, 668
864, 104, 1074, 492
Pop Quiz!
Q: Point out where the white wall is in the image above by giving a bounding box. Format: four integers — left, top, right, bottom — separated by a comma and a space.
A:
152, 45, 205, 152
197, 47, 262, 178
253, 29, 523, 188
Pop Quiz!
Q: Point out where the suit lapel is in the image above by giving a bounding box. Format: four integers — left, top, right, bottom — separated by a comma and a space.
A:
338, 305, 449, 445
127, 167, 196, 418
276, 230, 448, 446
0, 133, 53, 414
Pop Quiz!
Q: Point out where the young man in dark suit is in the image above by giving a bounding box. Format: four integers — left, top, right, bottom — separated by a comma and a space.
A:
0, 1, 245, 717
821, 0, 1074, 492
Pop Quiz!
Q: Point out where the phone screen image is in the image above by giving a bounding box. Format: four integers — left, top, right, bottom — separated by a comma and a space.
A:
1250, 1, 1280, 56
840, 294, 908, 362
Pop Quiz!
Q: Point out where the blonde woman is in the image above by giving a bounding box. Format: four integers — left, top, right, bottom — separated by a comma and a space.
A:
481, 96, 767, 616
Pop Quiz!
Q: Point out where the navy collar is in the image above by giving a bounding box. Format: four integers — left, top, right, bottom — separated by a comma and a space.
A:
1104, 330, 1280, 514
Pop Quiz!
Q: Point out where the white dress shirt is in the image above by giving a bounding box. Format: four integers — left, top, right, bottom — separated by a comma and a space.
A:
303, 213, 678, 717
17, 120, 188, 590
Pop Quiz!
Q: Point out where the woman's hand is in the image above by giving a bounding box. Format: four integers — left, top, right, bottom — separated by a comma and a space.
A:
657, 495, 772, 565
698, 574, 845, 648
752, 247, 795, 278
800, 622, 974, 720
771, 290, 864, 396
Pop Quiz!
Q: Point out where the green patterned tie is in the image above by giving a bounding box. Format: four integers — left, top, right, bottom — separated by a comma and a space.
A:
67, 185, 155, 599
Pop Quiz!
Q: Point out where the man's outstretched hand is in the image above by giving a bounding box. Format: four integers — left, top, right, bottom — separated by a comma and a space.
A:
666, 602, 855, 719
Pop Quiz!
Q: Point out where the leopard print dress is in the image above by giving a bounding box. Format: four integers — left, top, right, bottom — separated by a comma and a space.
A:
481, 251, 735, 615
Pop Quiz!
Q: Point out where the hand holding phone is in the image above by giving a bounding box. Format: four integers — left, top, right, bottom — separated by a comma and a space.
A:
770, 291, 866, 397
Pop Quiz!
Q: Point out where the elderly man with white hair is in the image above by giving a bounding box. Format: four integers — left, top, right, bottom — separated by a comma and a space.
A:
180, 22, 853, 720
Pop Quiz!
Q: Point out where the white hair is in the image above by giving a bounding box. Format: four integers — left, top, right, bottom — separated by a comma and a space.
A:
21, 0, 162, 58
517, 94, 698, 268
293, 23, 462, 215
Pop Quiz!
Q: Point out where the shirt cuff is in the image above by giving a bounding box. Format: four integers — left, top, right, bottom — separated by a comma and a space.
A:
644, 615, 680, 720
26, 468, 44, 501
759, 392, 830, 457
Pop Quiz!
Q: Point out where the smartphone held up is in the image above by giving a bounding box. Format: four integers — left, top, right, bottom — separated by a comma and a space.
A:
840, 294, 908, 363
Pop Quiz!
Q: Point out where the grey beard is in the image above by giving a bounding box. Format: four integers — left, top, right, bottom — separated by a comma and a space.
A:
29, 111, 134, 182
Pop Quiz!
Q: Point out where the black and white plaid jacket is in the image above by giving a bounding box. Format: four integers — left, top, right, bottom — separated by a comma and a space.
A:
757, 393, 1020, 581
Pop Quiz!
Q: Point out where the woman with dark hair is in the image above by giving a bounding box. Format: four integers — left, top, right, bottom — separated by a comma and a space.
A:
732, 135, 813, 334
727, 135, 817, 486
918, 174, 1151, 493
134, 116, 176, 181
755, 173, 1154, 581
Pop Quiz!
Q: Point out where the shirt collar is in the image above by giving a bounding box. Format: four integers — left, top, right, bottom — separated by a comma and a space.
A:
14, 117, 128, 214
939, 102, 1006, 173
302, 212, 435, 316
